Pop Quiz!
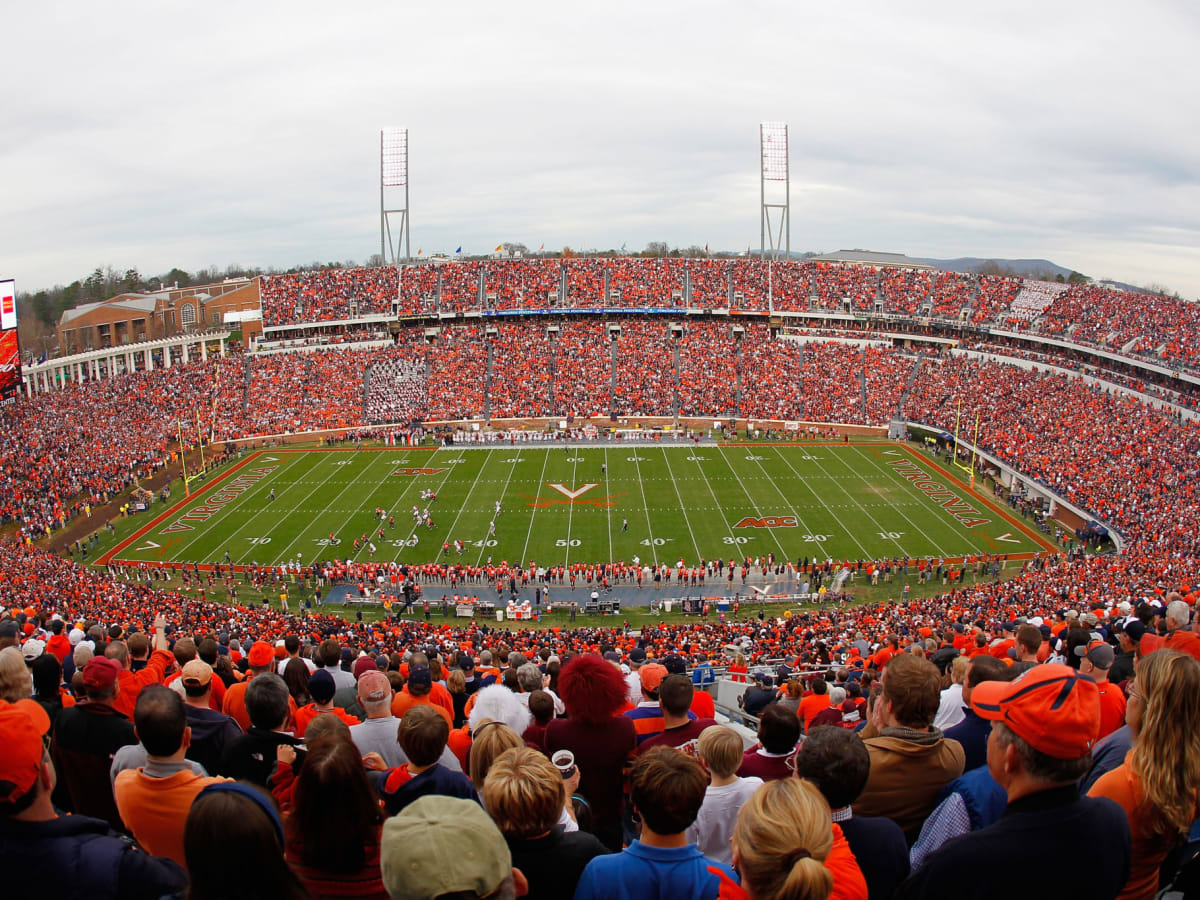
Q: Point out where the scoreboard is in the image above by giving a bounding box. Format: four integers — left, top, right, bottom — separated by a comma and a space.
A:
0, 280, 20, 401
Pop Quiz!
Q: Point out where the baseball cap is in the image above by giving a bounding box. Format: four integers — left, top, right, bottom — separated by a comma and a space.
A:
662, 654, 687, 675
81, 657, 121, 691
309, 669, 336, 704
0, 699, 51, 802
971, 663, 1100, 759
639, 663, 668, 694
1076, 641, 1115, 669
352, 656, 377, 680
1122, 620, 1147, 643
0, 620, 18, 640
628, 647, 647, 664
407, 665, 432, 691
602, 651, 621, 663
21, 639, 45, 662
357, 669, 391, 703
381, 795, 511, 900
181, 659, 213, 686
247, 641, 275, 668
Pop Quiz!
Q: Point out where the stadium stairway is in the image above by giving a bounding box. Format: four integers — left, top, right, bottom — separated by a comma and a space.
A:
895, 355, 925, 418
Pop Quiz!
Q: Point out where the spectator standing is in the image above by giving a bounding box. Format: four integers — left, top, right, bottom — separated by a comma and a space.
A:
795, 726, 910, 900
51, 657, 136, 829
0, 698, 187, 900
729, 778, 868, 900
944, 655, 1010, 772
854, 653, 965, 842
113, 686, 230, 867
1088, 649, 1200, 900
545, 654, 637, 852
895, 664, 1131, 899
185, 782, 309, 900
372, 705, 476, 816
638, 675, 715, 755
574, 747, 737, 900
178, 659, 243, 776
687, 725, 762, 866
737, 704, 801, 782
483, 746, 609, 900
285, 733, 387, 899
380, 795, 528, 900
221, 673, 303, 787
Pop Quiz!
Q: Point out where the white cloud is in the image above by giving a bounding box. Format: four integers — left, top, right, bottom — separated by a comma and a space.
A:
1, 0, 1197, 297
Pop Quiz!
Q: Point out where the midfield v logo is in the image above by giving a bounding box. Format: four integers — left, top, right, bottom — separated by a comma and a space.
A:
547, 483, 601, 500
522, 483, 625, 508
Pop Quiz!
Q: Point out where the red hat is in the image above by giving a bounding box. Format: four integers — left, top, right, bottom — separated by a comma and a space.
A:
971, 663, 1100, 759
247, 641, 275, 668
81, 658, 121, 692
0, 699, 51, 801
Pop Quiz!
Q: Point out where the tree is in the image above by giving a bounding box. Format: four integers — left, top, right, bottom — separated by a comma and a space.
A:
31, 291, 54, 327
644, 241, 669, 257
1067, 270, 1089, 285
162, 268, 192, 288
501, 243, 528, 256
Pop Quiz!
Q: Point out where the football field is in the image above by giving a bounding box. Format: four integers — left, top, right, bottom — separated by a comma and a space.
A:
103, 441, 1056, 572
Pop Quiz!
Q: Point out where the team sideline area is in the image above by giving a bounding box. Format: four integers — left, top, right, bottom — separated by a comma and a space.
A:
3, 257, 1200, 900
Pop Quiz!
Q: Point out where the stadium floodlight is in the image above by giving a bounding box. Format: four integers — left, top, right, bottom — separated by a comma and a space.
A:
380, 128, 411, 265
760, 122, 790, 264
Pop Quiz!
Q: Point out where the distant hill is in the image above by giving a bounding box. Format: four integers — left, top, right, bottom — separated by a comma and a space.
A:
913, 257, 1074, 279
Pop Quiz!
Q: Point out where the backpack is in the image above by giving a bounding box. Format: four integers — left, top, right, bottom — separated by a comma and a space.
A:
1157, 839, 1200, 900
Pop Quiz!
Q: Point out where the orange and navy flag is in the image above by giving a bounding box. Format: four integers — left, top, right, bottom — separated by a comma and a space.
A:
494, 244, 503, 252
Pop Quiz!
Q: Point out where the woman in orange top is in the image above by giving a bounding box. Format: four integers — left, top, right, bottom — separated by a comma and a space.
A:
723, 778, 867, 900
1088, 649, 1200, 900
728, 653, 749, 683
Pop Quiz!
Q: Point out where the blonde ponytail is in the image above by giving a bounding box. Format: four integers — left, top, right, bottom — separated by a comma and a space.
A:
732, 779, 836, 900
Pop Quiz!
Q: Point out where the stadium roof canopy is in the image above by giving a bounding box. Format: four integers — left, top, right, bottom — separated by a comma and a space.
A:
809, 250, 934, 270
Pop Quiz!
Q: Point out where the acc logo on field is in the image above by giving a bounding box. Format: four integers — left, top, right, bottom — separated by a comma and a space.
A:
733, 516, 798, 529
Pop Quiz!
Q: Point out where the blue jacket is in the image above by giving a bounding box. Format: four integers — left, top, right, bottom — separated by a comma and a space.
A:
574, 840, 736, 900
0, 812, 186, 900
944, 707, 991, 772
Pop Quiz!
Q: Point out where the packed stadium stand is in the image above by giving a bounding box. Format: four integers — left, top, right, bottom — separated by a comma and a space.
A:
4, 256, 1200, 900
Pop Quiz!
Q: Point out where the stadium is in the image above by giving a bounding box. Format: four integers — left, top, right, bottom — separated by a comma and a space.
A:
4, 109, 1200, 900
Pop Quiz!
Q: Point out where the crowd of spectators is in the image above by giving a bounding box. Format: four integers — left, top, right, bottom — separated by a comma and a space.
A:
259, 261, 1200, 376
4, 525, 1200, 897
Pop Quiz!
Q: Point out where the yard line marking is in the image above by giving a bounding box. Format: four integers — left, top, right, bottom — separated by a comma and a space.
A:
712, 446, 788, 559
474, 450, 521, 568
769, 448, 882, 559
519, 449, 552, 569
171, 452, 320, 563
604, 447, 613, 564
437, 450, 496, 563
630, 449, 661, 567
277, 450, 401, 565
842, 446, 954, 557
687, 454, 740, 547
659, 448, 702, 562
563, 451, 581, 567
739, 450, 837, 559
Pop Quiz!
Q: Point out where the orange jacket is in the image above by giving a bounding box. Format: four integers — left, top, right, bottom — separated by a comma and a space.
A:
113, 649, 173, 719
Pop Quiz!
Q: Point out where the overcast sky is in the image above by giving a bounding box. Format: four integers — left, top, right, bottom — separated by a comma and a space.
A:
3, 1, 1198, 298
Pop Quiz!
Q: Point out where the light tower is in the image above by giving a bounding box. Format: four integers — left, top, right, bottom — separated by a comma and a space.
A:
380, 128, 410, 264
759, 122, 790, 262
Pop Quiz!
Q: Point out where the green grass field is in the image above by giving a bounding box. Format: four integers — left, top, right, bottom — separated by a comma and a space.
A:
101, 441, 1055, 572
